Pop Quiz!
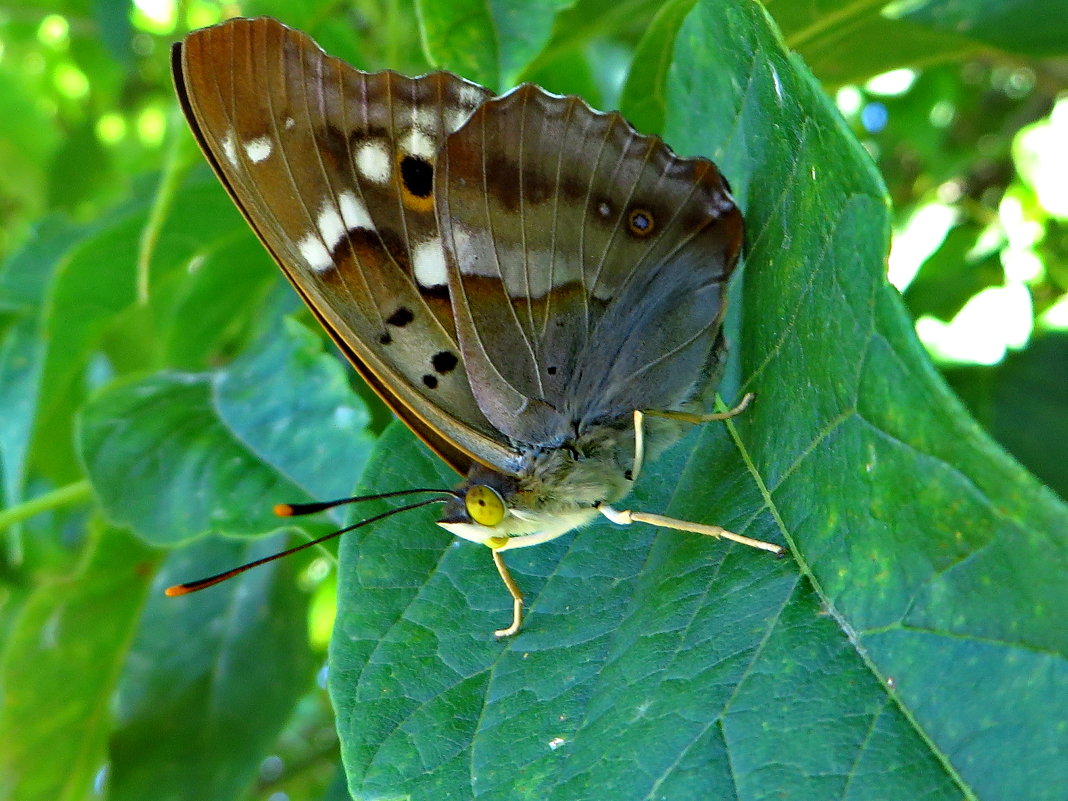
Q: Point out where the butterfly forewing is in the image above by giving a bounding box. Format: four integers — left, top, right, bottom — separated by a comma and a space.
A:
174, 17, 519, 474
437, 84, 744, 445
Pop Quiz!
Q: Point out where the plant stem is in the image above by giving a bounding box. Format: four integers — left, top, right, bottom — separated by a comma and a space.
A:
137, 107, 191, 304
0, 480, 93, 532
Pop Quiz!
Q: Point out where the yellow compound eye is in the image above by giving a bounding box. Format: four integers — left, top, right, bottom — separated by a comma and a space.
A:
465, 484, 506, 527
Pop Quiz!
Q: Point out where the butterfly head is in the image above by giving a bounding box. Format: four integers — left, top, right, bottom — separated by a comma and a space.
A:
437, 477, 602, 550
436, 428, 635, 550
438, 466, 543, 548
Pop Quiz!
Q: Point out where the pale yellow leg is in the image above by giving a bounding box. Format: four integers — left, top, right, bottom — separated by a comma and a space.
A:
598, 505, 785, 555
631, 409, 647, 483
615, 392, 782, 553
644, 392, 756, 425
491, 548, 524, 637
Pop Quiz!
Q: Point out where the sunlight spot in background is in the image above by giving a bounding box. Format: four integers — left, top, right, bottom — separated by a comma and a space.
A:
999, 192, 1044, 251
37, 15, 69, 48
1001, 244, 1043, 283
930, 100, 955, 128
308, 573, 338, 651
916, 284, 1033, 365
1014, 96, 1068, 218
96, 112, 126, 144
136, 105, 166, 146
54, 62, 89, 99
1041, 295, 1068, 331
132, 0, 176, 34
998, 191, 1046, 306
866, 68, 917, 96
186, 1, 223, 30
888, 203, 957, 290
900, 92, 1068, 364
836, 85, 863, 116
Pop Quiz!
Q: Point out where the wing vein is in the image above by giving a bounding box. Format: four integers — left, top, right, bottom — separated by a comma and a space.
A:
518, 90, 537, 351
478, 107, 544, 396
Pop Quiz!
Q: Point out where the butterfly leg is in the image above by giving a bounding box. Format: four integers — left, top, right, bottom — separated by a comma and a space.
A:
597, 505, 785, 555
644, 392, 756, 424
491, 548, 524, 637
630, 393, 755, 483
630, 409, 648, 483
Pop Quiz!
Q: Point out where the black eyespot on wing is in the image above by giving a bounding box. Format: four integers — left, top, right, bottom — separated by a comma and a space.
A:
387, 307, 414, 327
400, 156, 433, 198
547, 366, 557, 375
432, 351, 458, 374
627, 207, 655, 237
422, 374, 439, 389
379, 332, 393, 345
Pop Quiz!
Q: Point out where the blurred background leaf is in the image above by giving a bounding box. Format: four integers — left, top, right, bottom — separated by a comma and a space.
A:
0, 0, 1065, 799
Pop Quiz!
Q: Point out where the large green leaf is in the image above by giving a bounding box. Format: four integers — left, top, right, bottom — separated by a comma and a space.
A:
0, 217, 85, 513
415, 0, 500, 89
106, 532, 315, 801
0, 521, 155, 801
328, 1, 1067, 799
416, 0, 581, 88
37, 175, 243, 428
618, 0, 695, 134
766, 0, 1068, 86
490, 0, 576, 86
31, 174, 246, 482
675, 0, 1066, 796
79, 319, 373, 545
899, 0, 1068, 57
79, 371, 303, 544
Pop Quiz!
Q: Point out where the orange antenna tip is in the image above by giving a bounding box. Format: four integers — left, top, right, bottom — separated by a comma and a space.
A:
163, 496, 450, 600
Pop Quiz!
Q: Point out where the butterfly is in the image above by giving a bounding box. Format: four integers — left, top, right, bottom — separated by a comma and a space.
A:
169, 16, 784, 636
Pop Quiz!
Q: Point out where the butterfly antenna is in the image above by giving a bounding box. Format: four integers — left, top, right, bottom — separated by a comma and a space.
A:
164, 496, 449, 597
274, 487, 461, 517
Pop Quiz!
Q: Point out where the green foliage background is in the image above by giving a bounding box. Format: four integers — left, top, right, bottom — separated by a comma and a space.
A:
1, 1, 1066, 800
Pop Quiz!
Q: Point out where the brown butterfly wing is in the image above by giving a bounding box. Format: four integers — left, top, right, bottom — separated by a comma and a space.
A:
436, 84, 744, 445
174, 17, 520, 475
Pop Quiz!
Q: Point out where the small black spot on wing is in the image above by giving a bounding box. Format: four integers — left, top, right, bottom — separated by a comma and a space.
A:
432, 351, 458, 374
387, 307, 414, 327
422, 374, 438, 389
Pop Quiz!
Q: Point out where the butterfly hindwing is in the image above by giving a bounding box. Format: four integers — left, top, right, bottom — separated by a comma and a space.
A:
437, 84, 744, 445
174, 18, 519, 474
